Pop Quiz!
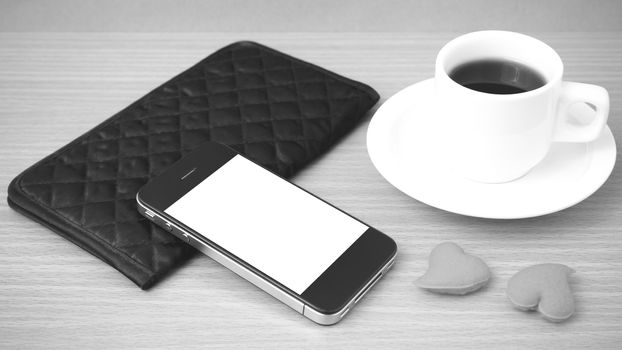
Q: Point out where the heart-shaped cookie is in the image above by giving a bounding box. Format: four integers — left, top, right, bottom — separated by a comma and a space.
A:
507, 263, 575, 322
416, 242, 491, 295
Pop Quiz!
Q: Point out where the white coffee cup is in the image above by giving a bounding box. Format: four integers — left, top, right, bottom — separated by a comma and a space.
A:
435, 31, 609, 183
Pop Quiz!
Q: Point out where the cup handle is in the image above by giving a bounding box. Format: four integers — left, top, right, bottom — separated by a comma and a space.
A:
553, 81, 609, 143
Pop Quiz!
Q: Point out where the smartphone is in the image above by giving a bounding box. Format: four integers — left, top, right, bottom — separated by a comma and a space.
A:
136, 141, 397, 325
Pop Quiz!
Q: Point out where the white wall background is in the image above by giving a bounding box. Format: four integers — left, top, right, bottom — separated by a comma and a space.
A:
1, 0, 621, 32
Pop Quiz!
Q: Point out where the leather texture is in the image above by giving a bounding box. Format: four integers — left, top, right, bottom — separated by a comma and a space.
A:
7, 41, 379, 289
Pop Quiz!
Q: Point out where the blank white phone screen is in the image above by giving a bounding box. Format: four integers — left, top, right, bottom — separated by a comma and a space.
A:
165, 155, 368, 294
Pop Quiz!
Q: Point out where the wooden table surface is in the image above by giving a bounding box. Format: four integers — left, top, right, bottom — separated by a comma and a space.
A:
1, 33, 621, 349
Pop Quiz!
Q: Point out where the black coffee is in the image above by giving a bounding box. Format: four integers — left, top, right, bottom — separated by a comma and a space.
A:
449, 59, 547, 94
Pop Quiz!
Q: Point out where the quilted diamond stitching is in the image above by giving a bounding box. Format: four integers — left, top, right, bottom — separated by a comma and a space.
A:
14, 41, 378, 288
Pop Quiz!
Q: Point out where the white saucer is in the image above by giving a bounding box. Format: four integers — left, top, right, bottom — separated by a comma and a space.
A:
367, 79, 617, 219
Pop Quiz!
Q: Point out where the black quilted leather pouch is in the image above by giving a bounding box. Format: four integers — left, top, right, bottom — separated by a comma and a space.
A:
7, 41, 379, 289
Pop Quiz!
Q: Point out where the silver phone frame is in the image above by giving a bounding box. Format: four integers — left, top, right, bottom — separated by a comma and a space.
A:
136, 196, 396, 325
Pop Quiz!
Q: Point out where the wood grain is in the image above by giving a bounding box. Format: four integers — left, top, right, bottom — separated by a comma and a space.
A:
1, 33, 621, 349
